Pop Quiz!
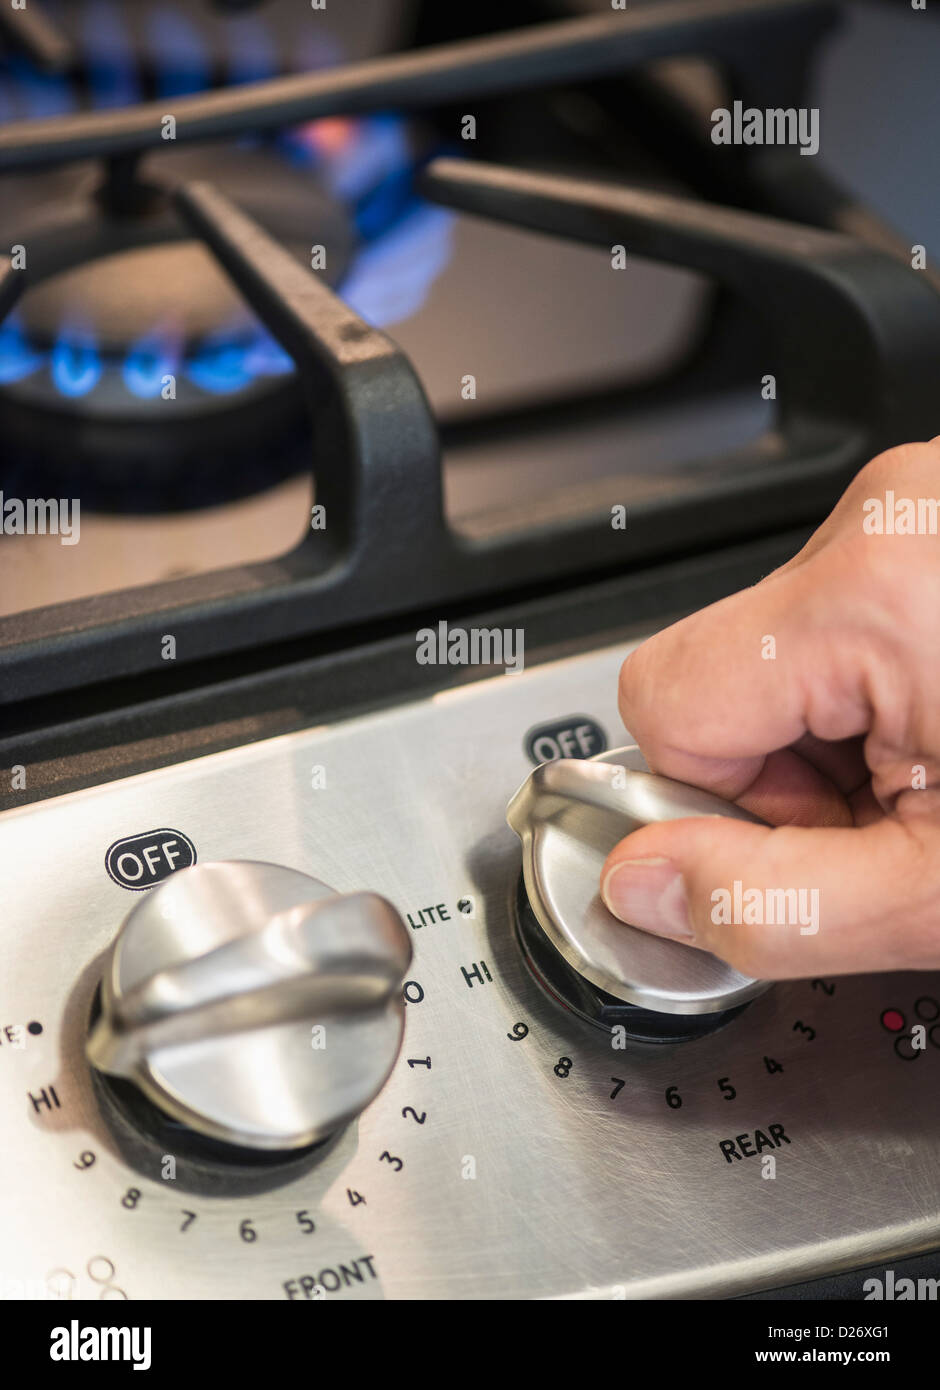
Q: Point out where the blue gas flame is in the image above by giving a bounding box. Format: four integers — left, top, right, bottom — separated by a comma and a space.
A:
122, 328, 181, 399
185, 336, 257, 396
50, 322, 103, 398
145, 9, 211, 99
182, 325, 292, 396
243, 332, 294, 378
81, 0, 140, 109
0, 314, 44, 384
226, 15, 277, 86
340, 204, 455, 328
6, 55, 73, 118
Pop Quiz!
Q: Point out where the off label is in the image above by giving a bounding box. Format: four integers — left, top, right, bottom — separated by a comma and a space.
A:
105, 829, 196, 890
524, 715, 606, 765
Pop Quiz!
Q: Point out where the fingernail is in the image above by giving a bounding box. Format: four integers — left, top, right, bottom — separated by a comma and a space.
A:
601, 857, 695, 941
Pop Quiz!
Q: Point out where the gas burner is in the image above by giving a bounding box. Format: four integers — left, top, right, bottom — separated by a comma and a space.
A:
0, 115, 454, 508
0, 1, 454, 508
0, 0, 938, 693
0, 121, 452, 405
3, 149, 348, 412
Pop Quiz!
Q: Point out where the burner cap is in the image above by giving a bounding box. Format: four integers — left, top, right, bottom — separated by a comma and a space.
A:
20, 242, 259, 356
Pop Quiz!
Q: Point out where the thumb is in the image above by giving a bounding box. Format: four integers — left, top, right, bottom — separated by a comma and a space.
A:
600, 815, 940, 979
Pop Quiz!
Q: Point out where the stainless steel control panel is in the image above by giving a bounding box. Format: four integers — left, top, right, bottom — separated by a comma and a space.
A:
2, 640, 939, 1300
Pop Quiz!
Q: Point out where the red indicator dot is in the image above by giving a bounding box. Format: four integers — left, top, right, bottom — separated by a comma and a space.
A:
881, 1008, 905, 1033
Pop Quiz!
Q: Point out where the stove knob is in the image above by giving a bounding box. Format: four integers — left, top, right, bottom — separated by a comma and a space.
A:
507, 747, 770, 1039
86, 861, 412, 1151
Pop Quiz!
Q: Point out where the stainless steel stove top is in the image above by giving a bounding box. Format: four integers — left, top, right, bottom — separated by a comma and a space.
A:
3, 637, 938, 1301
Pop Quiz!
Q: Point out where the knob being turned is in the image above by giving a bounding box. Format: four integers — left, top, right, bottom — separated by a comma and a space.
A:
507, 746, 770, 1037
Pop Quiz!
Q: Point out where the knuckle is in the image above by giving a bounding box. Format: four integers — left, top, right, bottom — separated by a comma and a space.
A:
617, 647, 642, 703
857, 438, 940, 489
617, 646, 649, 728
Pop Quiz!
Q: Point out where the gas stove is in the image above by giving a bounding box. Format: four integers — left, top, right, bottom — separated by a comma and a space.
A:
6, 640, 940, 1302
1, 0, 940, 1307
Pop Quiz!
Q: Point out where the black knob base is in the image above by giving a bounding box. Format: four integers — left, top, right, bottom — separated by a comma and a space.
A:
87, 987, 340, 1196
513, 876, 752, 1043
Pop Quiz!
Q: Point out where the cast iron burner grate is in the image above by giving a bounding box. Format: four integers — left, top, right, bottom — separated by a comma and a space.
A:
0, 0, 939, 708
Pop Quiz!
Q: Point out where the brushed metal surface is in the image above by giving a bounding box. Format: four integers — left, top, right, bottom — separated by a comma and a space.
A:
508, 748, 769, 1014
1, 638, 939, 1301
87, 862, 412, 1151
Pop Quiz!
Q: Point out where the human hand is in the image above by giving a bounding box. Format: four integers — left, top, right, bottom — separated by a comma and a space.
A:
600, 440, 940, 978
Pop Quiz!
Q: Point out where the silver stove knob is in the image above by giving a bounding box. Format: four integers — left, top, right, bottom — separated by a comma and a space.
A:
87, 861, 412, 1151
507, 746, 769, 1017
